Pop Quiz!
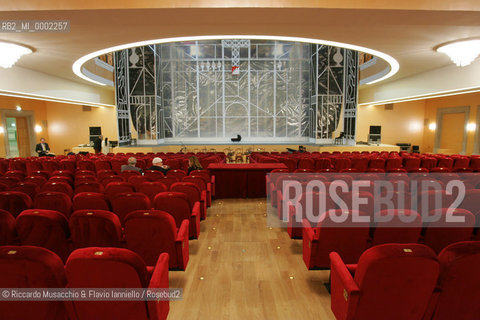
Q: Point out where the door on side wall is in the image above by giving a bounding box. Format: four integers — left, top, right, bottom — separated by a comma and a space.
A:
15, 117, 30, 157
439, 113, 465, 154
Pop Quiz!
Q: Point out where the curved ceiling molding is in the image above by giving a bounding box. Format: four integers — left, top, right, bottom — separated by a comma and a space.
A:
73, 35, 399, 87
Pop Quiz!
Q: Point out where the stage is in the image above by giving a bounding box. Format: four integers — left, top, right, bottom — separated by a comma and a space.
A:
71, 143, 400, 155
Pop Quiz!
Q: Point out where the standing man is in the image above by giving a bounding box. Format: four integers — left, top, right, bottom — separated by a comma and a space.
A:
35, 138, 51, 156
93, 135, 102, 154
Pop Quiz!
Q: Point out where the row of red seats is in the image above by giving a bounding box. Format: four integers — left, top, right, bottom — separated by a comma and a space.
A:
297, 207, 479, 269
0, 245, 170, 320
330, 241, 480, 320
2, 151, 226, 175
0, 208, 189, 270
252, 151, 480, 172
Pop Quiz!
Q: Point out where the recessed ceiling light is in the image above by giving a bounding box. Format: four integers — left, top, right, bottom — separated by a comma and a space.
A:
436, 39, 480, 67
0, 42, 32, 68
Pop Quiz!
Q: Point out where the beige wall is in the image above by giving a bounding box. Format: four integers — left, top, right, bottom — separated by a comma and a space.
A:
356, 100, 425, 149
0, 94, 117, 158
45, 102, 117, 156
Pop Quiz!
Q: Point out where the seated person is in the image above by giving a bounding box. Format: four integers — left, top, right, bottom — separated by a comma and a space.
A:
298, 145, 306, 152
147, 157, 170, 175
35, 138, 54, 157
187, 156, 203, 175
121, 157, 143, 174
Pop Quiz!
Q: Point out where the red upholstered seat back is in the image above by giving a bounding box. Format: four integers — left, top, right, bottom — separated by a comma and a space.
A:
104, 181, 134, 199
0, 191, 32, 217
167, 169, 187, 180
352, 244, 439, 320
74, 181, 104, 194
170, 182, 201, 208
422, 208, 475, 254
371, 209, 422, 246
65, 247, 149, 320
0, 209, 16, 245
70, 210, 122, 248
153, 192, 191, 227
73, 192, 110, 211
34, 191, 72, 217
144, 170, 165, 181
11, 182, 40, 200
312, 210, 370, 267
431, 241, 480, 320
138, 182, 168, 203
124, 210, 178, 266
42, 181, 73, 198
110, 192, 151, 223
128, 175, 149, 191
16, 209, 70, 261
0, 245, 67, 320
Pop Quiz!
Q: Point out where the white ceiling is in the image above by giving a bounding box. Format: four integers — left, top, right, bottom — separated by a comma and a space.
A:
1, 3, 480, 93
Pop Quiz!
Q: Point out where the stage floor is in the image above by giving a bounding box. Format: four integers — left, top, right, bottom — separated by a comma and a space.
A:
72, 143, 399, 154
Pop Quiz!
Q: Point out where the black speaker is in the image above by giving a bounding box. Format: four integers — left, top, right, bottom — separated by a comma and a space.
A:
89, 127, 102, 136
231, 134, 242, 142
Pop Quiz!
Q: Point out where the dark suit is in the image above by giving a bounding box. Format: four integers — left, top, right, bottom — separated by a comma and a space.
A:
35, 142, 50, 156
93, 137, 102, 153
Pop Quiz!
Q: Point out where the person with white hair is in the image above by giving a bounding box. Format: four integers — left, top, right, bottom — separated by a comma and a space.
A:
147, 157, 170, 175
121, 157, 143, 174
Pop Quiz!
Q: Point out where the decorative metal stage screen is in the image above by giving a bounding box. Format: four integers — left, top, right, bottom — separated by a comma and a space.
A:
113, 39, 359, 144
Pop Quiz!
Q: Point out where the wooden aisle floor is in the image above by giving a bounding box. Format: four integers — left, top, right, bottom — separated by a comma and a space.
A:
168, 198, 336, 320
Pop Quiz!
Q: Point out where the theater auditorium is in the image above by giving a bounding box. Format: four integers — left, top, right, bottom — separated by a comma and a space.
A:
1, 2, 480, 320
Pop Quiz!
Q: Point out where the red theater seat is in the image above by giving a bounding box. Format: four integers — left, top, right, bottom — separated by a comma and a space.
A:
128, 175, 149, 191
171, 182, 207, 220
65, 248, 169, 320
0, 191, 32, 217
0, 209, 16, 245
101, 175, 125, 187
144, 170, 165, 181
34, 191, 72, 217
0, 246, 67, 320
121, 169, 141, 181
110, 192, 151, 223
24, 175, 48, 188
42, 181, 73, 198
69, 209, 123, 248
94, 159, 112, 172
77, 159, 96, 172
16, 209, 70, 261
11, 181, 40, 199
421, 208, 475, 254
370, 209, 422, 246
74, 181, 104, 194
138, 182, 168, 203
167, 169, 187, 180
73, 192, 110, 211
183, 176, 211, 207
302, 209, 370, 269
104, 181, 135, 199
154, 191, 201, 239
125, 210, 189, 269
330, 243, 439, 320
425, 241, 480, 320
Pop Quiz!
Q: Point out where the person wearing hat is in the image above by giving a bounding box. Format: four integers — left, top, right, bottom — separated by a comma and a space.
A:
147, 157, 170, 175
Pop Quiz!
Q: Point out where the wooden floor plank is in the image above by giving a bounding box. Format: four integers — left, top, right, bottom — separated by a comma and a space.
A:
168, 198, 336, 320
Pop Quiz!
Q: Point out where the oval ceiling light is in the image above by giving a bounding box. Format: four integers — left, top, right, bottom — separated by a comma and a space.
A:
0, 41, 32, 68
73, 35, 399, 86
436, 39, 480, 67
